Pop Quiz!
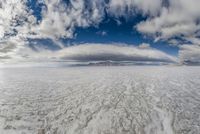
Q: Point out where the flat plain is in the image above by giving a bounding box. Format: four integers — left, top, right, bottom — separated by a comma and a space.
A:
0, 66, 199, 134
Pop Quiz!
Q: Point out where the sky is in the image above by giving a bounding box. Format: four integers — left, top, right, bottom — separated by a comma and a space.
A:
0, 0, 200, 65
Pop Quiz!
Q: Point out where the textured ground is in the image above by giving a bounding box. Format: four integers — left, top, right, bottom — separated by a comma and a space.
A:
0, 66, 200, 134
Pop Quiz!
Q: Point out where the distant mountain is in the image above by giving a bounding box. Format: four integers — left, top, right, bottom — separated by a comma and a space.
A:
87, 61, 124, 66
182, 60, 200, 66
70, 61, 172, 66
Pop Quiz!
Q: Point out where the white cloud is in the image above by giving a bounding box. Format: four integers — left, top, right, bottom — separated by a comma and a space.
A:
108, 0, 162, 17
0, 0, 108, 62
185, 37, 200, 45
0, 0, 199, 64
20, 43, 176, 63
1, 42, 177, 64
179, 44, 200, 64
136, 0, 200, 65
0, 0, 108, 44
136, 0, 200, 42
1, 0, 199, 44
29, 0, 106, 40
0, 36, 28, 63
0, 0, 163, 42
138, 43, 150, 49
0, 0, 34, 38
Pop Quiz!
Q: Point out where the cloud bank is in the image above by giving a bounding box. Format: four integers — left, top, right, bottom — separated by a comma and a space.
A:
58, 44, 176, 62
13, 43, 176, 65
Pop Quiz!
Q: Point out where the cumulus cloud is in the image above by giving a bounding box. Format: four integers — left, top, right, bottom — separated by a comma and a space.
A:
0, 36, 27, 63
136, 0, 200, 65
0, 0, 33, 39
0, 0, 164, 42
0, 0, 199, 65
0, 0, 106, 62
1, 0, 199, 43
26, 0, 163, 40
108, 0, 162, 17
30, 0, 106, 39
179, 44, 200, 65
136, 0, 200, 42
0, 1, 106, 46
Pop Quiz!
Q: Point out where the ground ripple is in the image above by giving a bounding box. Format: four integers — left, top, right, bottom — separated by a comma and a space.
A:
0, 66, 199, 134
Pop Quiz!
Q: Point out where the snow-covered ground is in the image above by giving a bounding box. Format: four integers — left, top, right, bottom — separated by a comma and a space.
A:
0, 66, 200, 134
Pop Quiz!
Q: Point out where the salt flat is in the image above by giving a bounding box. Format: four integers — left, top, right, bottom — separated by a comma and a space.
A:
0, 66, 200, 134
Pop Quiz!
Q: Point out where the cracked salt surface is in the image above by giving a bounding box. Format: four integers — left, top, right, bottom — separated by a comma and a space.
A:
0, 66, 200, 134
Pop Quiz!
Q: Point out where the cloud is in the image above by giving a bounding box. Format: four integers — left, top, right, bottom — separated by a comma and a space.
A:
0, 0, 37, 63
1, 0, 106, 40
1, 0, 199, 44
136, 0, 200, 42
0, 0, 107, 61
0, 0, 163, 42
28, 0, 107, 40
136, 0, 200, 66
0, 0, 199, 65
7, 43, 176, 65
96, 31, 107, 36
108, 0, 162, 17
0, 41, 16, 53
179, 44, 200, 65
0, 36, 26, 62
54, 43, 177, 63
0, 0, 30, 39
138, 43, 150, 49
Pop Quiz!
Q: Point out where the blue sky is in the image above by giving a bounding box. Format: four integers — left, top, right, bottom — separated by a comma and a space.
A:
0, 0, 200, 64
26, 0, 178, 56
68, 17, 179, 56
